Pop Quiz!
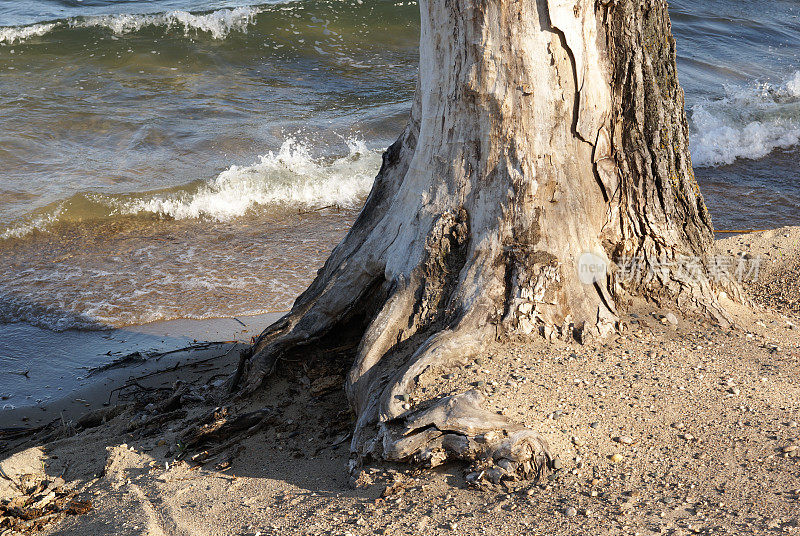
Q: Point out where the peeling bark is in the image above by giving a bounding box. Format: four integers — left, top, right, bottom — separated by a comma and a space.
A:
231, 0, 739, 480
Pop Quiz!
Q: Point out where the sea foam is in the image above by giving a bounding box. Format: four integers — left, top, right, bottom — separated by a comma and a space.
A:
118, 137, 379, 221
0, 23, 57, 44
72, 7, 264, 40
690, 71, 800, 167
0, 6, 264, 45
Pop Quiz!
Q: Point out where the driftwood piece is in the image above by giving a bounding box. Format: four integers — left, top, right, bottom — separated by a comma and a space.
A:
0, 427, 43, 441
179, 407, 275, 452
87, 351, 147, 377
76, 405, 128, 430
126, 409, 187, 434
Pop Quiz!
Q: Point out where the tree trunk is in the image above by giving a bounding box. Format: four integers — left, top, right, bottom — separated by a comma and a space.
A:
233, 0, 738, 481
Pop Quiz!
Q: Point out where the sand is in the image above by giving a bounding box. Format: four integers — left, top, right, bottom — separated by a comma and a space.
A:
0, 313, 283, 415
2, 227, 800, 536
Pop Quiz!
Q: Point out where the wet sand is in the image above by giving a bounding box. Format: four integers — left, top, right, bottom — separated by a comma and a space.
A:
1, 228, 800, 536
0, 312, 283, 422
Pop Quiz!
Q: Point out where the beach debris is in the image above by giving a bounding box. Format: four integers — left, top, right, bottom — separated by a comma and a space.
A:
179, 406, 276, 459
65, 500, 92, 516
614, 435, 634, 445
349, 469, 375, 489
382, 474, 413, 497
127, 409, 187, 434
0, 449, 90, 533
310, 375, 344, 397
76, 404, 127, 430
159, 381, 188, 413
87, 352, 148, 377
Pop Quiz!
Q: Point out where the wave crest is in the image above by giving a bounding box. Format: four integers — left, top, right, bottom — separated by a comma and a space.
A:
118, 138, 378, 220
0, 137, 379, 239
0, 6, 264, 44
0, 23, 57, 44
73, 7, 263, 40
690, 71, 800, 167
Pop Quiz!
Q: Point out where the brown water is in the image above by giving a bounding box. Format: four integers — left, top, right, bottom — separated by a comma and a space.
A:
0, 204, 360, 329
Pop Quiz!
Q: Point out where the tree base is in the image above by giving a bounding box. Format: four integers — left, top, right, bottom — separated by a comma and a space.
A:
225, 0, 744, 481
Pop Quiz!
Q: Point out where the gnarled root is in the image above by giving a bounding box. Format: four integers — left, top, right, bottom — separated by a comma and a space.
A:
346, 305, 554, 481
374, 390, 554, 483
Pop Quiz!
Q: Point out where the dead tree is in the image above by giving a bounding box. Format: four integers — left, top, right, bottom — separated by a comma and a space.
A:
232, 0, 735, 480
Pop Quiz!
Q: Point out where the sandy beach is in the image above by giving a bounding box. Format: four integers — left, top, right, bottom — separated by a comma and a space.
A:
0, 313, 284, 418
0, 227, 798, 536
2, 0, 800, 533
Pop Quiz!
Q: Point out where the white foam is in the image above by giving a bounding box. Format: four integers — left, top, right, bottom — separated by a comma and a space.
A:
73, 6, 264, 40
0, 23, 56, 44
120, 137, 380, 221
0, 206, 63, 240
0, 6, 263, 45
690, 71, 800, 167
788, 71, 800, 97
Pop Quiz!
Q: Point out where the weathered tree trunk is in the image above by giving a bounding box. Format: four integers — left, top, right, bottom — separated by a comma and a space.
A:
233, 0, 736, 480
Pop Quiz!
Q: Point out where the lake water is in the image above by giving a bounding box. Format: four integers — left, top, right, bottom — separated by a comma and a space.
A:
0, 0, 798, 406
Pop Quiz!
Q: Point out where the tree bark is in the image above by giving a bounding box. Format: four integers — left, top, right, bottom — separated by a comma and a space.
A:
233, 0, 738, 481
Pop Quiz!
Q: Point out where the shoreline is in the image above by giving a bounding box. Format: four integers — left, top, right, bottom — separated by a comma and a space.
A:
0, 312, 285, 420
1, 227, 799, 536
3, 224, 797, 424
1, 341, 244, 431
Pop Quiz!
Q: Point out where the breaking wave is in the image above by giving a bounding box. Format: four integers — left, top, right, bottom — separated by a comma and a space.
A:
690, 71, 800, 167
117, 138, 378, 221
0, 137, 380, 240
0, 23, 57, 45
0, 5, 265, 44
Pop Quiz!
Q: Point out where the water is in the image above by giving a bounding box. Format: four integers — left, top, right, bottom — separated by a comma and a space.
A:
0, 0, 418, 332
669, 0, 800, 230
0, 0, 798, 402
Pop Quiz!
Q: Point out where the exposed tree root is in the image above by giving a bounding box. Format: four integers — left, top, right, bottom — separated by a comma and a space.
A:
179, 407, 276, 454
376, 390, 553, 481
210, 0, 749, 484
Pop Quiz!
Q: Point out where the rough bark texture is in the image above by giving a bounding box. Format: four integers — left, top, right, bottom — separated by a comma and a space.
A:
232, 0, 736, 481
